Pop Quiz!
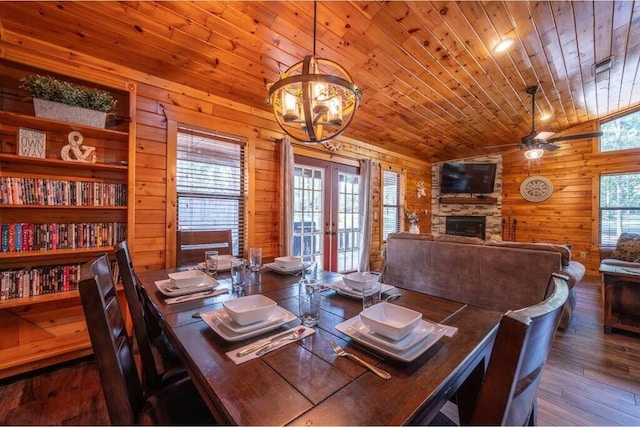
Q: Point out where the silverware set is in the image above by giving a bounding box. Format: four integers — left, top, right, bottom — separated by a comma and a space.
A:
327, 338, 391, 380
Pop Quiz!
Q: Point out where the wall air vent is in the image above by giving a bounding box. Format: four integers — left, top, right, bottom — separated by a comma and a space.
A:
593, 57, 613, 76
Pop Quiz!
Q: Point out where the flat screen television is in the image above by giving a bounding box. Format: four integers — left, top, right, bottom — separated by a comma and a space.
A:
440, 162, 497, 194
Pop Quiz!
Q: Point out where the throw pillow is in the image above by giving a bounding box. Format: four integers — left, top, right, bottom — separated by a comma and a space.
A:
610, 233, 640, 262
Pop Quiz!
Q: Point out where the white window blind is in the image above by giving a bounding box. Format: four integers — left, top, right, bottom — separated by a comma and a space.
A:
176, 126, 247, 256
382, 170, 400, 241
599, 173, 640, 246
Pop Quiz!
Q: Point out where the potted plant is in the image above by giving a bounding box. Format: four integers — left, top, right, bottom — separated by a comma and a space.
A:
20, 74, 117, 128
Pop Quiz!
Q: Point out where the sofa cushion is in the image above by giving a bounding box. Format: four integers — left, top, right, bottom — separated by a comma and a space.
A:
483, 241, 572, 266
561, 261, 586, 287
610, 233, 640, 262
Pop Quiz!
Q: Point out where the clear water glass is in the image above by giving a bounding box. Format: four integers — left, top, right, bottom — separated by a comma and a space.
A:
249, 247, 262, 272
299, 278, 321, 327
362, 271, 382, 310
204, 250, 218, 278
230, 258, 246, 291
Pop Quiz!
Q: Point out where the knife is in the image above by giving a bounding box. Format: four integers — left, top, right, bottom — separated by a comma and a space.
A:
166, 287, 228, 304
255, 327, 306, 356
236, 327, 303, 357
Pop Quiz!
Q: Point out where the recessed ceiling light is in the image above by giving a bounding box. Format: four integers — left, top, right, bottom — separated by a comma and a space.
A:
493, 38, 514, 54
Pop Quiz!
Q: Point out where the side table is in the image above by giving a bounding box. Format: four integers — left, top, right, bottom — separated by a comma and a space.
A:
599, 264, 640, 334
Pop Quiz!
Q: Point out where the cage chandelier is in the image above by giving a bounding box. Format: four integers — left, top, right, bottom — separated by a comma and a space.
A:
266, 1, 362, 144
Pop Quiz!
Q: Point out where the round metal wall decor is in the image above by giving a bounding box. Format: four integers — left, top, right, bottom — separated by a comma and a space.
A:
520, 176, 553, 202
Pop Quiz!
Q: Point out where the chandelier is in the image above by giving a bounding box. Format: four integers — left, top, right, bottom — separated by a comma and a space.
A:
266, 1, 362, 144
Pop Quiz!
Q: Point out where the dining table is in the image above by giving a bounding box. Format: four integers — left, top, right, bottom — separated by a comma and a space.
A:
137, 263, 502, 426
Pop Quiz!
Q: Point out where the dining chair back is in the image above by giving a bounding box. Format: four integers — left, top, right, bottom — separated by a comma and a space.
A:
79, 254, 214, 425
176, 229, 233, 266
470, 273, 569, 426
115, 240, 185, 395
78, 254, 144, 424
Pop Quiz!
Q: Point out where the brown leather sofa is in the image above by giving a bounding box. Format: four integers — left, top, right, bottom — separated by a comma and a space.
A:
383, 233, 585, 328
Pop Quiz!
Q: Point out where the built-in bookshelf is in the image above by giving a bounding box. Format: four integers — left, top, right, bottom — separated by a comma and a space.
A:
0, 60, 136, 379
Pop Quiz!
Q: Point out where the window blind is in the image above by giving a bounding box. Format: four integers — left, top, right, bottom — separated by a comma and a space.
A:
382, 170, 400, 241
176, 126, 247, 256
598, 173, 640, 246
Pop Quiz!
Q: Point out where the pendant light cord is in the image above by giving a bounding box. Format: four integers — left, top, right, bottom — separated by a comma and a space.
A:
313, 0, 317, 57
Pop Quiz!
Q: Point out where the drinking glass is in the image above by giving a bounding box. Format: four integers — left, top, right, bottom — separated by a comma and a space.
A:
204, 250, 219, 278
299, 278, 321, 327
230, 258, 246, 291
249, 247, 262, 272
362, 272, 382, 310
301, 256, 317, 281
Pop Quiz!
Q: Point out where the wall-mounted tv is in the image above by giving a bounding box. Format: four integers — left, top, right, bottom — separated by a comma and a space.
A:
440, 162, 497, 194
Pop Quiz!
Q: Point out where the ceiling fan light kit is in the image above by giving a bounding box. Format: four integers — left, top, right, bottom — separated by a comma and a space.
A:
266, 1, 361, 145
524, 148, 544, 160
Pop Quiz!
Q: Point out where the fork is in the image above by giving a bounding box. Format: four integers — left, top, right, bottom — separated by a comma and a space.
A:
327, 338, 391, 380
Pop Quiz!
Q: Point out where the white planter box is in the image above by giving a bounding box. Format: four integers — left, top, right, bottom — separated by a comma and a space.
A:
33, 98, 106, 128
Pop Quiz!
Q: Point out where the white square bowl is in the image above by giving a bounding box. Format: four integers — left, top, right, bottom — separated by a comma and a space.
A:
359, 302, 422, 341
274, 256, 302, 269
342, 271, 381, 292
168, 270, 207, 289
223, 294, 278, 325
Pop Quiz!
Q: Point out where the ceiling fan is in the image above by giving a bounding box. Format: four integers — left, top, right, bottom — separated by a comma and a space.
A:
489, 85, 603, 159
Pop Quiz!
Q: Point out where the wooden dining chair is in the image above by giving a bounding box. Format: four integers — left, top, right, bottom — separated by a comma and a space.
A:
176, 229, 233, 267
115, 240, 186, 395
78, 254, 214, 425
430, 273, 569, 426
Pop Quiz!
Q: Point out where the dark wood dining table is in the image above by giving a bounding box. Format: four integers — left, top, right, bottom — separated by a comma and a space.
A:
137, 265, 502, 426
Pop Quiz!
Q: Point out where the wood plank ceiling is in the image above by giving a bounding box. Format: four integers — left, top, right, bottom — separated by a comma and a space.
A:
1, 1, 639, 163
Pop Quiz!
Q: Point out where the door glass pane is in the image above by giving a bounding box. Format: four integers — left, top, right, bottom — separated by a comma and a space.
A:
293, 166, 324, 258
337, 172, 360, 272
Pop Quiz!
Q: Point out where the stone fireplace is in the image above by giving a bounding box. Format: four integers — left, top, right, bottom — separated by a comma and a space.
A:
446, 216, 486, 239
430, 154, 503, 239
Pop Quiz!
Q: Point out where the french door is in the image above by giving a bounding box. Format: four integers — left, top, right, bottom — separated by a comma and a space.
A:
293, 156, 361, 273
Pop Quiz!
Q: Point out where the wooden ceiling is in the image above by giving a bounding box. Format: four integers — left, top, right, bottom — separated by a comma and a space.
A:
1, 1, 639, 162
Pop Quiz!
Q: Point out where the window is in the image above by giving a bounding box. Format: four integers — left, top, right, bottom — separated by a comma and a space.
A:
601, 109, 640, 152
176, 126, 246, 256
599, 173, 640, 246
382, 170, 400, 241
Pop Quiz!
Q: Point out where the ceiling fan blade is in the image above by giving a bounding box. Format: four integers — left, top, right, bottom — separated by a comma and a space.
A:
547, 131, 603, 144
535, 131, 555, 141
543, 143, 560, 151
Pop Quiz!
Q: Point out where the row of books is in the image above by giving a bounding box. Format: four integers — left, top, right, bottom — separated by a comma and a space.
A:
0, 176, 127, 206
1, 222, 127, 253
0, 260, 121, 300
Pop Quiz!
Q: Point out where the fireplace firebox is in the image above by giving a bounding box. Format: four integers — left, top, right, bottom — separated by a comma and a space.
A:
445, 216, 486, 239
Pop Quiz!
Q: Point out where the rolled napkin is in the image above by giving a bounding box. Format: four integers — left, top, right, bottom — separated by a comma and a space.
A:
227, 326, 315, 365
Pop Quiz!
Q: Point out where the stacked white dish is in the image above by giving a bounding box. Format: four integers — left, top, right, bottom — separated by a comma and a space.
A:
326, 280, 395, 298
223, 294, 277, 325
157, 271, 218, 297
342, 271, 381, 291
169, 270, 208, 289
335, 302, 445, 362
274, 256, 302, 269
359, 302, 422, 341
200, 295, 296, 341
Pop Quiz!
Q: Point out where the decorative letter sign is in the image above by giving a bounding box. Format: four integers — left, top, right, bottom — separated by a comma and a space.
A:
17, 127, 46, 158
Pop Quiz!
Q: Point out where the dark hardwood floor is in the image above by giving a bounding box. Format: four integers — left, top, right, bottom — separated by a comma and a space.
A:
1, 276, 639, 425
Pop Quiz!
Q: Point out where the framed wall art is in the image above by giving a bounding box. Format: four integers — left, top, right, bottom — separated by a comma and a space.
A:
17, 127, 46, 158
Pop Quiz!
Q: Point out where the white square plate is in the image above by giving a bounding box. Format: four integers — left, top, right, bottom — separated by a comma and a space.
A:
335, 316, 446, 362
327, 280, 395, 299
156, 276, 218, 297
200, 306, 297, 342
263, 262, 303, 274
214, 308, 288, 334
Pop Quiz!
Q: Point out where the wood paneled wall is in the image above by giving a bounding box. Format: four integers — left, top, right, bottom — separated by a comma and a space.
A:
501, 120, 640, 276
